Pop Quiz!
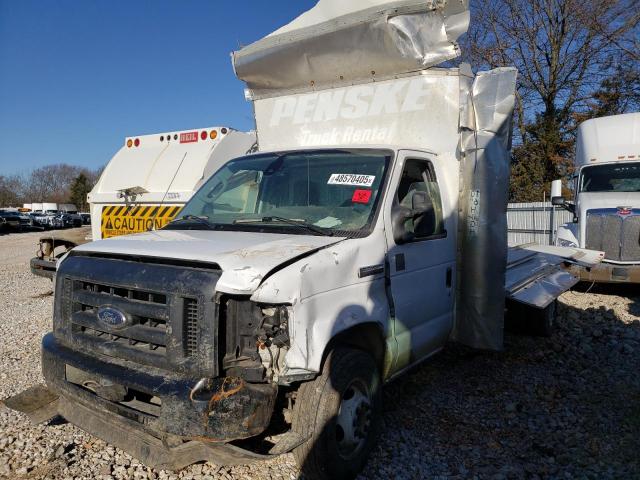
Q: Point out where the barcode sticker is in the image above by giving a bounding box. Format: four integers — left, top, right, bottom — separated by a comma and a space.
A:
328, 174, 375, 187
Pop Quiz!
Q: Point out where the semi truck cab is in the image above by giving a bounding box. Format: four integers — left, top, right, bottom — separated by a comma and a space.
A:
554, 113, 640, 283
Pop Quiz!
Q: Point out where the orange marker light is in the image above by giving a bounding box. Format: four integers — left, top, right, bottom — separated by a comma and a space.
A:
210, 130, 218, 140
126, 139, 133, 148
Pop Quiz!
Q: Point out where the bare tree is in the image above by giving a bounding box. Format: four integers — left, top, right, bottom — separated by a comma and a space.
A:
25, 164, 92, 203
462, 0, 640, 201
0, 175, 27, 207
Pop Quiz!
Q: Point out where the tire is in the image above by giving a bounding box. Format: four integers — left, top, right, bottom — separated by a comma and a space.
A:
531, 300, 557, 337
292, 348, 382, 480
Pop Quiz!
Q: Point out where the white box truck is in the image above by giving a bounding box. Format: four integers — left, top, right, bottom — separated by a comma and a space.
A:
31, 126, 256, 278
554, 112, 640, 283
6, 1, 603, 479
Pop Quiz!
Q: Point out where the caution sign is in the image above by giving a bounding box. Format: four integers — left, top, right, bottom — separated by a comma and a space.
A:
101, 205, 182, 239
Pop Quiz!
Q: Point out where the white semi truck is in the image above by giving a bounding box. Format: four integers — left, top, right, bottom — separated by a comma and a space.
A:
31, 126, 256, 278
554, 112, 640, 283
6, 1, 603, 479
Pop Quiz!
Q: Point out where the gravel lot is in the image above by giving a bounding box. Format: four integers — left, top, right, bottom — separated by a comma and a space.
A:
1, 229, 639, 479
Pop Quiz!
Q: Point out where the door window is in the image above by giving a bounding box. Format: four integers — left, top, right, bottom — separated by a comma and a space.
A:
396, 159, 445, 239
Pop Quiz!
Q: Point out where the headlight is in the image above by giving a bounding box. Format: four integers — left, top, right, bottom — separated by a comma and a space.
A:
558, 239, 578, 248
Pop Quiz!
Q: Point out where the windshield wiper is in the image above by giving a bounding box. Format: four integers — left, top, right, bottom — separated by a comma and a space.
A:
168, 215, 218, 230
234, 216, 333, 236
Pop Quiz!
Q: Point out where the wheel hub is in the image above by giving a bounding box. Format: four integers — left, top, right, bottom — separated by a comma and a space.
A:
335, 380, 372, 458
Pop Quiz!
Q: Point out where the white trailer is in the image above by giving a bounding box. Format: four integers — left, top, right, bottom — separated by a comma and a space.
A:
58, 204, 78, 214
8, 1, 603, 479
42, 203, 58, 213
554, 112, 640, 282
30, 126, 256, 278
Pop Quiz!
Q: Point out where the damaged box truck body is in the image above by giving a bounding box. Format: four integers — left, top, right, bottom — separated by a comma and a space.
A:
5, 1, 604, 479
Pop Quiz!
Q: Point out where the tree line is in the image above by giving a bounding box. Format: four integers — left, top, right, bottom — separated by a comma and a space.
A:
0, 164, 103, 212
462, 0, 639, 201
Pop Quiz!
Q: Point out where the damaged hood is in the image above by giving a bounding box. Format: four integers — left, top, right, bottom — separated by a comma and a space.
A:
233, 0, 470, 99
72, 230, 344, 295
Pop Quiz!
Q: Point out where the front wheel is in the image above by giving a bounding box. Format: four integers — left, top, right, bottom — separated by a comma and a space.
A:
292, 348, 382, 480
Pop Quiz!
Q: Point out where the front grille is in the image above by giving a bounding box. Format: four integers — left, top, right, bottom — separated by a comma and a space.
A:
70, 280, 171, 366
183, 298, 199, 357
55, 254, 221, 377
586, 209, 640, 261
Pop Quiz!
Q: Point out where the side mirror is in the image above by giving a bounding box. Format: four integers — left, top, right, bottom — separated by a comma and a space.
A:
392, 191, 432, 245
551, 179, 564, 206
550, 178, 576, 215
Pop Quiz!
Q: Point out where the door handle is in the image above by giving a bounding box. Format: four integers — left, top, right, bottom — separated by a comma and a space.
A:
446, 267, 452, 288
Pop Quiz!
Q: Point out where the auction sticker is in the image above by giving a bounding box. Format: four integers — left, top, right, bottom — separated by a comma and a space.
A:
328, 174, 375, 187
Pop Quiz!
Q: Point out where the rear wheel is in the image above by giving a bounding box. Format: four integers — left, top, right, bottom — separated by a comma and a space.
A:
292, 348, 382, 480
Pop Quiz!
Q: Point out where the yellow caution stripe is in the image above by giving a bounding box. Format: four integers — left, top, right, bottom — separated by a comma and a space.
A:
101, 204, 182, 239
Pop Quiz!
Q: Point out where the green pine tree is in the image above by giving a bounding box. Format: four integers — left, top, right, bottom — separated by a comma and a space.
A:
69, 173, 92, 212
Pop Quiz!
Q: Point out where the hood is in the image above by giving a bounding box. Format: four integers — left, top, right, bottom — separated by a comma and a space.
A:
73, 229, 344, 295
579, 192, 640, 214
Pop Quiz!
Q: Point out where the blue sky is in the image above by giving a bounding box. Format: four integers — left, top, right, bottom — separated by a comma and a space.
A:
0, 0, 316, 175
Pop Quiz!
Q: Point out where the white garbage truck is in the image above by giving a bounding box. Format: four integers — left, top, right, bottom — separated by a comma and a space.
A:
31, 126, 256, 278
7, 1, 603, 479
554, 112, 640, 283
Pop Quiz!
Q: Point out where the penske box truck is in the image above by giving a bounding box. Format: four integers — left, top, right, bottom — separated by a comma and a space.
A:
7, 1, 603, 479
554, 112, 640, 283
31, 126, 256, 278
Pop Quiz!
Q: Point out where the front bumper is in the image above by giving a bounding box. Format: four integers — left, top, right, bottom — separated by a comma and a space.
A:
572, 262, 640, 283
41, 333, 278, 467
31, 257, 56, 279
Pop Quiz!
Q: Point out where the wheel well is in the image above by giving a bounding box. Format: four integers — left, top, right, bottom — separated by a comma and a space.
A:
322, 323, 385, 373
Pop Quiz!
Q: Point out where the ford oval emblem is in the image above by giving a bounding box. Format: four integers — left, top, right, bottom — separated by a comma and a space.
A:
97, 306, 128, 329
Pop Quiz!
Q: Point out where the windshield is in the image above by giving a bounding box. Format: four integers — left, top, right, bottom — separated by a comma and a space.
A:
171, 149, 391, 236
580, 163, 640, 193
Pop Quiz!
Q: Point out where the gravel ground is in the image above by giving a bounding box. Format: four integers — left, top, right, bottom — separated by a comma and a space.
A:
1, 229, 639, 479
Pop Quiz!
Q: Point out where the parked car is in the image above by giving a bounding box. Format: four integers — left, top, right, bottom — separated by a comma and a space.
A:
18, 213, 32, 230
64, 214, 83, 228
29, 213, 49, 228
51, 213, 82, 229
80, 213, 91, 225
0, 211, 21, 231
42, 214, 62, 229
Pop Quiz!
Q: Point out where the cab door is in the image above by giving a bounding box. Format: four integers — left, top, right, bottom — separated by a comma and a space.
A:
383, 150, 456, 373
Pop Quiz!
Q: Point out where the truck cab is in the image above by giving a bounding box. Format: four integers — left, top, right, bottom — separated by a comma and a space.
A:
40, 144, 457, 472
555, 113, 640, 283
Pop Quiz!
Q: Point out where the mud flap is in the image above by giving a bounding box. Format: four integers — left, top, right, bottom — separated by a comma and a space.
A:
2, 384, 60, 424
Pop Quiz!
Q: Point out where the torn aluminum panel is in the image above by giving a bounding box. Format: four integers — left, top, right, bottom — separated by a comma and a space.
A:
505, 244, 604, 309
232, 0, 470, 99
505, 248, 578, 309
453, 67, 518, 351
